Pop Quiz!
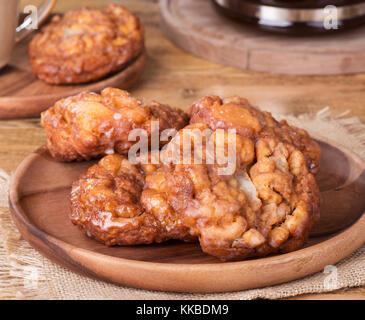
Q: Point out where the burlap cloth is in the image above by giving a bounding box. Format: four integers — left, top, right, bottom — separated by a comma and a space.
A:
0, 108, 365, 300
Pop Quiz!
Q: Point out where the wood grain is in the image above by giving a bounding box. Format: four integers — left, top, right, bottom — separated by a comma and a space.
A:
0, 0, 363, 298
160, 0, 365, 75
8, 136, 365, 292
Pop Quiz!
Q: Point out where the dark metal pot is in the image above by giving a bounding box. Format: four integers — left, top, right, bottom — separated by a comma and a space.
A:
212, 0, 365, 34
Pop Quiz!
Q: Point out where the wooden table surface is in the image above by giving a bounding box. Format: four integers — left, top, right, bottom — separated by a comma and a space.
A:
1, 0, 363, 300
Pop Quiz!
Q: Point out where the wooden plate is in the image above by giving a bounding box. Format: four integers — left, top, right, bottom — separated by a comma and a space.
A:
8, 136, 365, 293
160, 0, 365, 75
0, 34, 147, 119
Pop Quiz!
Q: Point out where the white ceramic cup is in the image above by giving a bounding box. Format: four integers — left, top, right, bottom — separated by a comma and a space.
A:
0, 0, 56, 68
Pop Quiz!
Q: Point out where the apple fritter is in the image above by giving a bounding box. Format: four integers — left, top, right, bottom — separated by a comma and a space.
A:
41, 88, 188, 161
70, 153, 195, 245
29, 4, 144, 84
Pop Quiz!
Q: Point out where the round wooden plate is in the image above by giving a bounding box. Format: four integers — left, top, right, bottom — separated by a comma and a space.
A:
0, 34, 147, 119
160, 0, 365, 75
8, 136, 365, 293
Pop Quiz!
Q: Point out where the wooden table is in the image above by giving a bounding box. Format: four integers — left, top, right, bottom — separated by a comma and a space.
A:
1, 0, 363, 300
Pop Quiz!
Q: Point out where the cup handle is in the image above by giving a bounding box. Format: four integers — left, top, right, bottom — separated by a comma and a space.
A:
15, 0, 57, 43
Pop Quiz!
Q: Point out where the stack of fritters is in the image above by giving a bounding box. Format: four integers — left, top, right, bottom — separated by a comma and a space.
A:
41, 89, 321, 261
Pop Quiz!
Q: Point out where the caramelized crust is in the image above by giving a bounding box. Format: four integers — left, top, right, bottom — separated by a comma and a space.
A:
29, 4, 144, 84
41, 88, 188, 161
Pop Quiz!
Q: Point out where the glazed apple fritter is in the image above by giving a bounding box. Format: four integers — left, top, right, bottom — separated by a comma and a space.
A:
41, 88, 189, 161
70, 154, 195, 246
29, 4, 144, 84
70, 95, 321, 261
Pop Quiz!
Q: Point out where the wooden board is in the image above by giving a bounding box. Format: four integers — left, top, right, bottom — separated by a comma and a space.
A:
159, 0, 365, 76
8, 135, 365, 293
0, 35, 147, 119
